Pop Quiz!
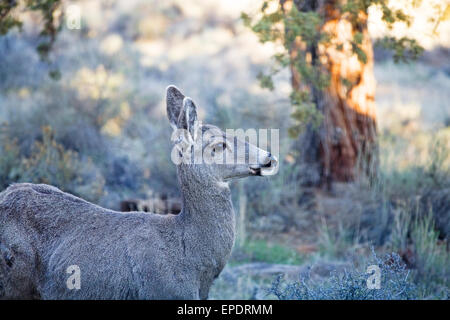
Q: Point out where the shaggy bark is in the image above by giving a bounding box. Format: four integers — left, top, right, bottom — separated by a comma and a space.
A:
288, 0, 378, 187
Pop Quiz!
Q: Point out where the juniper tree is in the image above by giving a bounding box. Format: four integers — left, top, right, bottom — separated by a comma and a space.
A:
243, 0, 447, 187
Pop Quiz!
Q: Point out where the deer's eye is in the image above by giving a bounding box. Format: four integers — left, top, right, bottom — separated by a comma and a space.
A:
212, 143, 227, 154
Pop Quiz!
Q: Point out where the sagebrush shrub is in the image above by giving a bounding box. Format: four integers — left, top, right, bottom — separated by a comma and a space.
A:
0, 126, 105, 203
268, 251, 417, 300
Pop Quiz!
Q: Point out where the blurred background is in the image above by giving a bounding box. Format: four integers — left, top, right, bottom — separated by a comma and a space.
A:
0, 0, 448, 299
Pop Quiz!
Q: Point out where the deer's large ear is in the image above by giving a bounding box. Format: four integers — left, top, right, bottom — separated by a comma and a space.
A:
178, 97, 199, 140
166, 85, 185, 130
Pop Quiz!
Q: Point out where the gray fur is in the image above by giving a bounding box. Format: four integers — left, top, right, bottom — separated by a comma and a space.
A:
166, 85, 185, 130
0, 86, 278, 300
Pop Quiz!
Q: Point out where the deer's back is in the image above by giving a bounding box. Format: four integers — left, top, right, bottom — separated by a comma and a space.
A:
0, 183, 195, 299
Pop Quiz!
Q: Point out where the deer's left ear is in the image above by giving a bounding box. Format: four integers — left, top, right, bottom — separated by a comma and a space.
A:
178, 97, 199, 140
166, 85, 185, 130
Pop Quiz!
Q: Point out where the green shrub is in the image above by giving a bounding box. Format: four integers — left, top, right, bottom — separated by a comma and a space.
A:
268, 251, 418, 300
0, 126, 105, 203
388, 203, 448, 296
0, 133, 22, 189
411, 211, 449, 286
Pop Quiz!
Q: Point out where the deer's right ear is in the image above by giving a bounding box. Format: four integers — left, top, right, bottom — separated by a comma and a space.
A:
166, 85, 185, 130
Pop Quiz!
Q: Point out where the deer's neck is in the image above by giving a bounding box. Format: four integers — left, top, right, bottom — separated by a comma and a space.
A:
176, 167, 235, 267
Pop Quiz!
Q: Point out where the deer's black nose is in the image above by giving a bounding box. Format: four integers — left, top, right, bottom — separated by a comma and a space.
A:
259, 152, 274, 167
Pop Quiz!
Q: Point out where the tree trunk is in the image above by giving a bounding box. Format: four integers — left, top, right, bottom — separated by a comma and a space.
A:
288, 0, 378, 187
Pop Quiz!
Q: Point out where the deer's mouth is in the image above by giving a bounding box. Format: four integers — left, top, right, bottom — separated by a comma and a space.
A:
249, 167, 262, 176
250, 157, 278, 176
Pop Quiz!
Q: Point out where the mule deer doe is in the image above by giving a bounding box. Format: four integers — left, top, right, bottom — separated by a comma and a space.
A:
0, 86, 278, 299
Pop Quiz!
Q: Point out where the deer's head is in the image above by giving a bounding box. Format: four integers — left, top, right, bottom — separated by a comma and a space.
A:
166, 85, 278, 185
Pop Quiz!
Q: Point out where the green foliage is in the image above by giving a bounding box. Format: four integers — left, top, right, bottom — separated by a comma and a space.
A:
48, 69, 61, 80
389, 205, 448, 297
288, 90, 323, 138
256, 71, 274, 90
242, 0, 425, 136
317, 218, 354, 258
376, 36, 424, 63
352, 32, 368, 63
0, 0, 62, 74
29, 0, 63, 60
0, 1, 23, 35
410, 211, 448, 285
235, 239, 304, 265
